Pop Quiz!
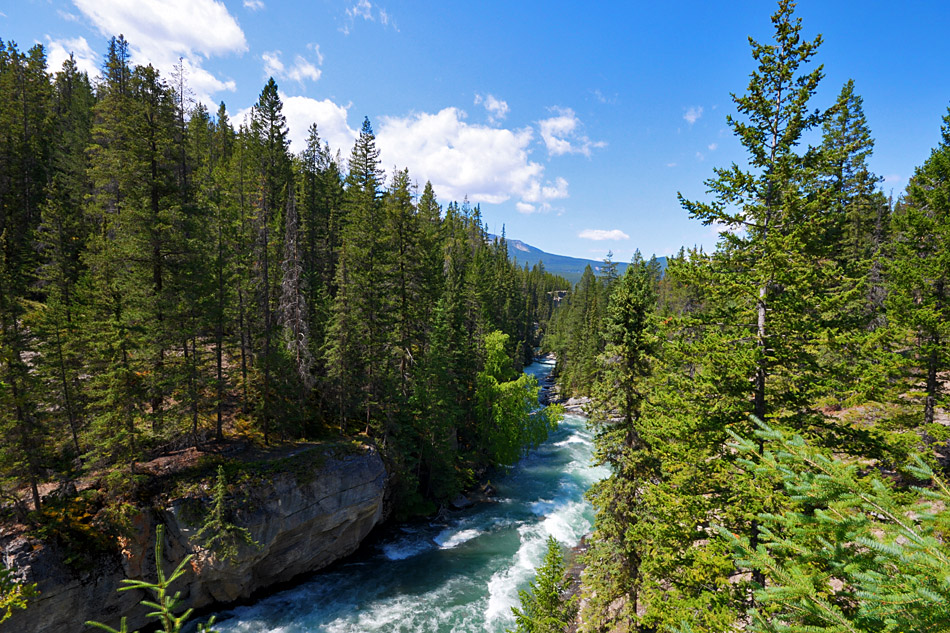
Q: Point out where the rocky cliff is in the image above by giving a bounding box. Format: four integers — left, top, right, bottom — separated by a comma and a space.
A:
1, 446, 388, 633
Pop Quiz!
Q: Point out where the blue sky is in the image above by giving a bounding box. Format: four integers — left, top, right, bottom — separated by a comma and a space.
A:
3, 0, 948, 261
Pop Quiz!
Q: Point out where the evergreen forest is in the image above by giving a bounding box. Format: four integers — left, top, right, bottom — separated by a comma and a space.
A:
526, 2, 950, 632
0, 30, 568, 544
3, 1, 950, 631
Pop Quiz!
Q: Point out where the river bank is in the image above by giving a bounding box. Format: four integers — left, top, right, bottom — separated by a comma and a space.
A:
204, 356, 607, 633
2, 356, 584, 633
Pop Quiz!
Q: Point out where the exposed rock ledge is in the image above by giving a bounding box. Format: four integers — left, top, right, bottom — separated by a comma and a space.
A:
1, 447, 388, 633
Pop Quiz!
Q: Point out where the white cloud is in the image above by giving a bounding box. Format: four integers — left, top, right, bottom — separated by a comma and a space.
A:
710, 218, 744, 239
341, 0, 397, 34
243, 0, 265, 9
281, 95, 357, 156
538, 106, 605, 157
72, 0, 245, 106
74, 0, 246, 58
306, 43, 324, 66
161, 57, 236, 109
884, 174, 902, 184
347, 0, 373, 20
232, 94, 357, 159
263, 50, 322, 84
707, 142, 718, 151
474, 93, 509, 123
57, 10, 80, 22
45, 35, 99, 77
578, 229, 630, 241
376, 107, 569, 208
695, 151, 705, 161
666, 162, 677, 168
683, 105, 703, 125
516, 202, 536, 214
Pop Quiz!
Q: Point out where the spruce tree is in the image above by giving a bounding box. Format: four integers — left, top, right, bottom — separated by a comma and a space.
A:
324, 118, 392, 437
582, 254, 661, 630
887, 107, 950, 426
509, 537, 577, 633
249, 78, 291, 444
33, 54, 94, 459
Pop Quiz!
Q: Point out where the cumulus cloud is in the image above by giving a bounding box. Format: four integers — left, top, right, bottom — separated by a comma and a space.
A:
538, 107, 605, 157
72, 0, 245, 105
243, 0, 265, 9
579, 229, 630, 241
376, 107, 569, 209
232, 93, 357, 159
474, 93, 509, 123
708, 142, 718, 151
683, 105, 703, 125
282, 95, 358, 156
263, 50, 322, 84
45, 35, 99, 77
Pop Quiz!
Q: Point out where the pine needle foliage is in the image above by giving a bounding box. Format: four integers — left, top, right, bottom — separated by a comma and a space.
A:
721, 419, 950, 633
194, 465, 259, 562
509, 536, 578, 633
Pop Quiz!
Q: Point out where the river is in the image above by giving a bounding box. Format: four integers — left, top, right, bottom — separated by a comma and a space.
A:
212, 358, 606, 633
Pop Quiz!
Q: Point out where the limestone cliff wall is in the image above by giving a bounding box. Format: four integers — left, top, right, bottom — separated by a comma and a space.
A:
1, 447, 388, 633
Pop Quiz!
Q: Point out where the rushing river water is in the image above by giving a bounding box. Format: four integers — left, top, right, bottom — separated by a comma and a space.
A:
212, 358, 606, 633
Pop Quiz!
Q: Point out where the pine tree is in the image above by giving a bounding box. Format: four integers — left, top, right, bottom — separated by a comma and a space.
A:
33, 54, 95, 459
324, 118, 392, 437
509, 537, 577, 633
582, 254, 661, 630
887, 107, 950, 426
811, 80, 894, 407
678, 0, 824, 427
249, 78, 291, 444
0, 41, 54, 510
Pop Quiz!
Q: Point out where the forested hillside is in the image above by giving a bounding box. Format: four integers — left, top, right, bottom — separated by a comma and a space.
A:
531, 2, 950, 631
0, 32, 570, 541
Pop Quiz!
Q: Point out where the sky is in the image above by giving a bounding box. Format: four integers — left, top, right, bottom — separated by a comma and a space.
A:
3, 0, 948, 262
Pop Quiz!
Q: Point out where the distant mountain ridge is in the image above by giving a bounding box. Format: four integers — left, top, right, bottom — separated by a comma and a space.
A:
490, 235, 666, 285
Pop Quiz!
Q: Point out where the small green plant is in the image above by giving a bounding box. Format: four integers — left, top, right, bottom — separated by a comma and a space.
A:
0, 564, 37, 623
194, 465, 258, 562
85, 524, 217, 633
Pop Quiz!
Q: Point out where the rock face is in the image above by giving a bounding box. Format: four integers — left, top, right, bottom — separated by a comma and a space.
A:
1, 447, 388, 633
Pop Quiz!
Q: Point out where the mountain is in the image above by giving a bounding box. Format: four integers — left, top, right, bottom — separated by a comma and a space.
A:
493, 235, 667, 285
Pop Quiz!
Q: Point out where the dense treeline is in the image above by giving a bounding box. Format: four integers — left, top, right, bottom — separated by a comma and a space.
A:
541, 2, 950, 631
0, 34, 569, 520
